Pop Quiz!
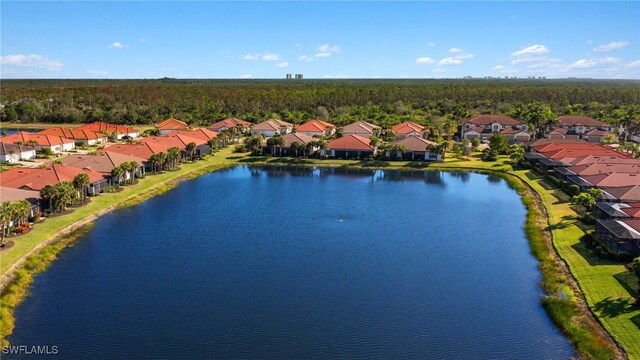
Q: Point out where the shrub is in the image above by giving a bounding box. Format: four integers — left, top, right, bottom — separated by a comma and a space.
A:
568, 184, 580, 196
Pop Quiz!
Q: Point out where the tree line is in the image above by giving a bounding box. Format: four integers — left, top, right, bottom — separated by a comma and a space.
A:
1, 79, 639, 131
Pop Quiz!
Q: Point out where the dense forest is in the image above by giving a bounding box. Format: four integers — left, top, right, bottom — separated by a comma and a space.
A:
1, 79, 639, 130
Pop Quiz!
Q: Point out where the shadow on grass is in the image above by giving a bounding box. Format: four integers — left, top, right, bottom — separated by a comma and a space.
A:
238, 157, 268, 163
266, 158, 316, 165
632, 314, 640, 331
570, 235, 618, 266
407, 162, 434, 169
613, 270, 639, 298
594, 296, 637, 318
358, 160, 390, 167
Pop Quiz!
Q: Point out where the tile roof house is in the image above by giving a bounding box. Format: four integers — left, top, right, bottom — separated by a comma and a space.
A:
547, 116, 614, 140
463, 115, 529, 142
99, 143, 161, 162
574, 173, 640, 189
295, 119, 336, 138
600, 186, 640, 203
385, 136, 441, 161
208, 118, 252, 133
250, 119, 293, 137
165, 129, 218, 143
155, 118, 189, 134
593, 201, 640, 220
0, 165, 109, 194
0, 131, 75, 154
0, 187, 42, 218
38, 127, 108, 146
391, 121, 428, 139
76, 122, 140, 139
60, 152, 146, 178
0, 142, 36, 163
262, 133, 316, 157
342, 121, 381, 138
323, 135, 375, 159
584, 128, 615, 144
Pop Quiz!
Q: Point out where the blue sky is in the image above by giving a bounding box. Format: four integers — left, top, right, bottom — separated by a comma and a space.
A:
1, 1, 639, 79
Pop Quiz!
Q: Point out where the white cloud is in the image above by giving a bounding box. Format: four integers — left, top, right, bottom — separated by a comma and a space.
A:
427, 42, 435, 47
415, 57, 436, 64
0, 54, 64, 70
569, 57, 621, 69
139, 38, 147, 42
294, 43, 301, 47
449, 47, 462, 53
511, 44, 549, 57
314, 52, 331, 58
626, 60, 640, 68
593, 41, 629, 52
242, 53, 280, 61
510, 14, 517, 20
586, 40, 593, 45
261, 53, 280, 61
438, 57, 463, 66
317, 44, 341, 53
109, 41, 129, 49
298, 55, 313, 62
240, 74, 252, 79
275, 62, 289, 68
454, 53, 474, 60
432, 68, 446, 73
493, 65, 505, 70
85, 70, 108, 75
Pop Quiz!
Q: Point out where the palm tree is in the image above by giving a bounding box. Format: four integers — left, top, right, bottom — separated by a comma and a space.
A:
54, 182, 76, 211
185, 142, 197, 161
156, 152, 168, 171
0, 202, 11, 246
111, 165, 126, 186
26, 139, 39, 148
167, 147, 181, 170
73, 173, 91, 204
369, 136, 382, 156
40, 184, 56, 213
14, 200, 30, 226
508, 144, 525, 164
266, 135, 285, 156
244, 135, 264, 155
128, 161, 140, 181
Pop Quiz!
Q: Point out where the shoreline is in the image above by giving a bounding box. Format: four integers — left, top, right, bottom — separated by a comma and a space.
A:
0, 154, 632, 358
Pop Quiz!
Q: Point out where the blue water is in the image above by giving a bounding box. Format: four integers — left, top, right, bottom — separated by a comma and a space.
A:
0, 128, 41, 135
8, 166, 573, 359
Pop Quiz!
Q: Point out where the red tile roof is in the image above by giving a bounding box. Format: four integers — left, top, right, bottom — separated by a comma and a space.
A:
570, 163, 640, 176
464, 115, 522, 126
60, 152, 145, 174
296, 119, 336, 133
0, 131, 74, 146
99, 143, 158, 159
208, 118, 251, 130
581, 173, 640, 188
155, 118, 189, 130
549, 128, 569, 135
500, 128, 527, 134
557, 116, 608, 128
327, 135, 373, 151
621, 218, 640, 233
0, 165, 107, 191
77, 122, 139, 135
167, 129, 218, 143
565, 155, 640, 166
392, 121, 425, 135
586, 128, 613, 136
389, 135, 438, 152
527, 138, 589, 147
39, 127, 107, 141
601, 186, 640, 202
0, 187, 41, 202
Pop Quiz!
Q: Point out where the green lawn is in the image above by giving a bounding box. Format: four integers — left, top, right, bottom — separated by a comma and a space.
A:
1, 150, 638, 358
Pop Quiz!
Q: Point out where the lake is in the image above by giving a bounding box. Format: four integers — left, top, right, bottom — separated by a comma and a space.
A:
0, 128, 41, 136
8, 166, 573, 358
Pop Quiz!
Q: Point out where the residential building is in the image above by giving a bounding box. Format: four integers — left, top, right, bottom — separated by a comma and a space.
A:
0, 187, 41, 218
323, 135, 375, 159
385, 136, 441, 161
594, 218, 640, 256
208, 118, 251, 133
295, 119, 336, 138
250, 119, 293, 137
0, 165, 109, 194
155, 118, 189, 135
38, 127, 108, 146
342, 121, 381, 138
0, 131, 75, 154
391, 121, 427, 139
262, 133, 315, 156
60, 152, 146, 180
463, 115, 529, 142
77, 122, 140, 139
549, 116, 614, 139
0, 142, 36, 162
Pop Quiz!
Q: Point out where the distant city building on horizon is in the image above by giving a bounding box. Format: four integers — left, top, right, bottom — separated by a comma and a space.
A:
286, 73, 292, 79
295, 74, 303, 79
